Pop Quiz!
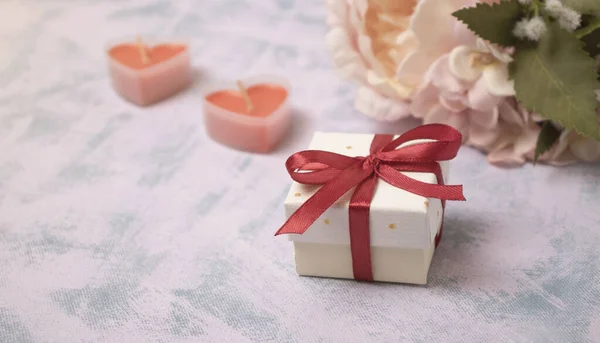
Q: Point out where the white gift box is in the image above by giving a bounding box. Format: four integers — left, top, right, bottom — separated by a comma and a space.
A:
283, 132, 451, 285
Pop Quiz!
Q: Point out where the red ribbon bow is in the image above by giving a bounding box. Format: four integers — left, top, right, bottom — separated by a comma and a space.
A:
275, 124, 466, 281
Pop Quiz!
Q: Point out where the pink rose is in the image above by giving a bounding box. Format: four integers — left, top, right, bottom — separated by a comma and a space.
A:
410, 49, 541, 167
325, 0, 498, 121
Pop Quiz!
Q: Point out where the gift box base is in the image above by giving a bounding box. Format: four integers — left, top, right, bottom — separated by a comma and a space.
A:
293, 242, 434, 285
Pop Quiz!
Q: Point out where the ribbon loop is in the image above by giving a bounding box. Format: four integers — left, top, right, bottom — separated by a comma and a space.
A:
286, 150, 357, 171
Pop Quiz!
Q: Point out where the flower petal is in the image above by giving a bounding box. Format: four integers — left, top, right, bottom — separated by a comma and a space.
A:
449, 46, 481, 82
440, 95, 469, 113
325, 0, 343, 26
453, 21, 477, 46
354, 0, 368, 17
477, 39, 513, 64
366, 70, 412, 99
482, 64, 515, 96
475, 38, 490, 53
468, 122, 500, 148
348, 0, 366, 29
393, 30, 420, 63
543, 129, 571, 161
430, 55, 469, 93
570, 136, 600, 162
513, 124, 540, 156
467, 107, 499, 129
499, 100, 525, 126
325, 28, 368, 82
389, 0, 418, 16
536, 130, 579, 165
423, 105, 469, 138
355, 86, 411, 121
410, 83, 440, 118
399, 0, 473, 88
486, 121, 538, 167
468, 78, 502, 111
357, 34, 382, 72
395, 49, 441, 89
541, 153, 578, 166
410, 0, 469, 50
487, 148, 526, 168
325, 0, 352, 27
490, 127, 517, 152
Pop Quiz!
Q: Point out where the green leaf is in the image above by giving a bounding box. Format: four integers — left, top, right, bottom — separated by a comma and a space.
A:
582, 27, 600, 57
452, 0, 523, 47
534, 122, 562, 161
577, 17, 600, 65
561, 0, 600, 15
576, 16, 600, 39
510, 22, 600, 140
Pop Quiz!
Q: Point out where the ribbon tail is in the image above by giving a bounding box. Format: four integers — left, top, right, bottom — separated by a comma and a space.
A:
275, 163, 374, 236
377, 165, 465, 201
349, 174, 377, 281
378, 163, 460, 249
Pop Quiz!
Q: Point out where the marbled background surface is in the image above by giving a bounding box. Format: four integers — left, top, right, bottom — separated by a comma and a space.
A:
1, 1, 600, 342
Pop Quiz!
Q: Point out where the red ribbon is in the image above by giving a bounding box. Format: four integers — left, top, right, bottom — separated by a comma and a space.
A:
275, 124, 466, 281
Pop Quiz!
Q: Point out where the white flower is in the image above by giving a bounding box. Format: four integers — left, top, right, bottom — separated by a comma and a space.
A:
544, 0, 581, 31
449, 39, 515, 96
557, 8, 581, 31
513, 19, 528, 40
513, 17, 547, 41
545, 0, 563, 12
517, 0, 533, 4
527, 17, 548, 38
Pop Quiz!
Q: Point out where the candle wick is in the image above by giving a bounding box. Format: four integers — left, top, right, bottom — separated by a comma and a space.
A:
236, 80, 254, 113
136, 35, 150, 65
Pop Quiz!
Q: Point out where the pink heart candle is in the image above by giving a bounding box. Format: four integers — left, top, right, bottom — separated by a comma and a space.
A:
202, 75, 292, 153
106, 37, 191, 106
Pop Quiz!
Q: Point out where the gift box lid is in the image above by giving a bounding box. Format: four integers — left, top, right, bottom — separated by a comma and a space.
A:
283, 132, 451, 249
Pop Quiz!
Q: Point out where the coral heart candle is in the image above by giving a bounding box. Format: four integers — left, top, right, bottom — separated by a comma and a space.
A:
106, 36, 191, 106
203, 75, 291, 153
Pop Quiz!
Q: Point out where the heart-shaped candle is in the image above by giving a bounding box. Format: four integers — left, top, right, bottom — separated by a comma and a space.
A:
203, 75, 291, 153
106, 36, 191, 106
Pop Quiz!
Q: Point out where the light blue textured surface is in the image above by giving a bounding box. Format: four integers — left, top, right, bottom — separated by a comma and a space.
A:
1, 1, 600, 342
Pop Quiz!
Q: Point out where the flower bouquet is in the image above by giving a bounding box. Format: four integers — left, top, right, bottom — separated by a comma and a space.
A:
326, 0, 600, 167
